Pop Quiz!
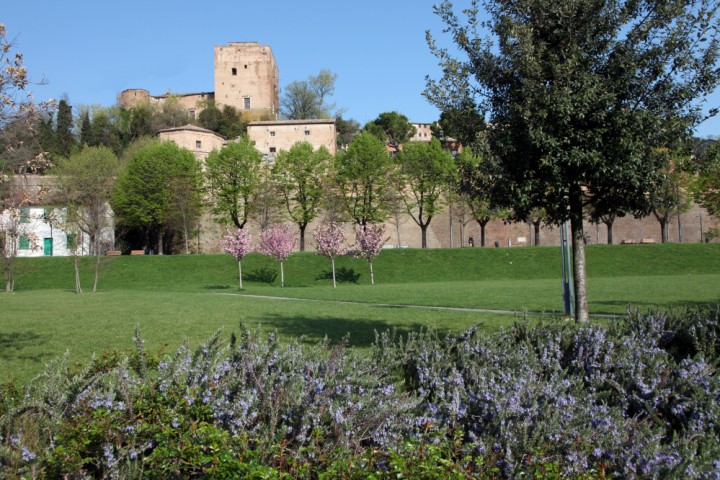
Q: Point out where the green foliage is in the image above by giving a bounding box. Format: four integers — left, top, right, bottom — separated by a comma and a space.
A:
111, 140, 202, 252
204, 137, 263, 229
395, 138, 455, 247
54, 98, 75, 158
198, 100, 246, 138
426, 0, 720, 320
280, 69, 338, 120
271, 142, 332, 251
364, 111, 416, 152
334, 132, 394, 225
693, 141, 720, 217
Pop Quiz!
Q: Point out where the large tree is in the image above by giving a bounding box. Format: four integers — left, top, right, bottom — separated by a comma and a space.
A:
334, 132, 394, 226
426, 0, 720, 321
395, 138, 455, 247
204, 137, 263, 229
111, 140, 202, 254
280, 69, 338, 120
364, 111, 416, 153
271, 141, 332, 251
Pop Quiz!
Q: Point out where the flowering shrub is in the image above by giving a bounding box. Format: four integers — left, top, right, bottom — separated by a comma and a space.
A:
1, 308, 720, 478
312, 222, 348, 288
354, 223, 385, 285
257, 223, 296, 287
221, 228, 252, 288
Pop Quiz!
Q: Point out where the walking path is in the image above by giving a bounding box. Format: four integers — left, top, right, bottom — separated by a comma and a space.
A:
213, 293, 621, 319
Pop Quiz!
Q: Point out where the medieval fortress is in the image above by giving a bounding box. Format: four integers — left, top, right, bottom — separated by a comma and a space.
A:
119, 41, 712, 251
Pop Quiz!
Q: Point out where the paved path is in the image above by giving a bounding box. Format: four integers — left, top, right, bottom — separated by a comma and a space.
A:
213, 293, 621, 319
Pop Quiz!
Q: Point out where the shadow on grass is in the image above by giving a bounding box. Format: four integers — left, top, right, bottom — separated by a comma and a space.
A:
0, 331, 50, 362
592, 300, 720, 314
204, 285, 231, 290
315, 267, 361, 284
246, 267, 278, 285
258, 313, 430, 348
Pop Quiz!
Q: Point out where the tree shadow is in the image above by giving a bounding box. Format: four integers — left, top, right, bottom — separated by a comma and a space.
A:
246, 266, 278, 285
315, 267, 361, 284
0, 331, 50, 362
204, 285, 231, 290
257, 312, 429, 347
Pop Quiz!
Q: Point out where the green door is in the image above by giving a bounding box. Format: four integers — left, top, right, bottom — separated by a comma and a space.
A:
44, 238, 53, 256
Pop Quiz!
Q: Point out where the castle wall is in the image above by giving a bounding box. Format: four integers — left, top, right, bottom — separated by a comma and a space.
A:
156, 125, 226, 162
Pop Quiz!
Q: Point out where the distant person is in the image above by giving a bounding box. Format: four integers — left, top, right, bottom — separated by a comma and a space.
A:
468, 236, 474, 247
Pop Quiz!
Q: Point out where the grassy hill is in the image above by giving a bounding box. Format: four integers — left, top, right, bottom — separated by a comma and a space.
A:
12, 243, 720, 292
3, 243, 719, 384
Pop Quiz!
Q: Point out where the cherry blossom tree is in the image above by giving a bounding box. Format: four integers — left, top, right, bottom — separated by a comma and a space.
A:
221, 228, 252, 289
354, 223, 385, 285
312, 222, 348, 288
257, 223, 296, 287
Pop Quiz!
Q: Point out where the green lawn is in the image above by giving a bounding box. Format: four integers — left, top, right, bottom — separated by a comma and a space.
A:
2, 243, 719, 384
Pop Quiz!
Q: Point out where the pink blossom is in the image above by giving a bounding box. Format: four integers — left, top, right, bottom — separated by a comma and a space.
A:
354, 223, 386, 285
258, 223, 296, 287
312, 222, 348, 288
221, 228, 252, 262
312, 222, 348, 259
221, 228, 252, 288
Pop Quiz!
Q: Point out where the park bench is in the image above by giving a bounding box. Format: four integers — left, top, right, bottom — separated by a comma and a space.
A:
106, 250, 121, 256
640, 238, 656, 244
130, 250, 145, 256
621, 239, 637, 244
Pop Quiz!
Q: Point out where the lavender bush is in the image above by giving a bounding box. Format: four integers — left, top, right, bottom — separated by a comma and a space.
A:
1, 308, 719, 478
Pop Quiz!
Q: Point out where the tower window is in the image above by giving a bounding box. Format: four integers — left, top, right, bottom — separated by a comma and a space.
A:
244, 97, 251, 110
232, 67, 237, 76
196, 140, 202, 149
270, 131, 275, 137
304, 130, 310, 136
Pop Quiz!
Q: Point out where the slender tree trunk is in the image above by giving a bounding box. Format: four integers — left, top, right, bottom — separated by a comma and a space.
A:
604, 221, 614, 245
570, 191, 589, 322
239, 260, 245, 289
421, 225, 428, 248
661, 221, 668, 243
533, 220, 541, 246
93, 253, 101, 293
369, 262, 375, 285
299, 224, 306, 252
331, 257, 337, 288
74, 254, 83, 294
280, 261, 285, 287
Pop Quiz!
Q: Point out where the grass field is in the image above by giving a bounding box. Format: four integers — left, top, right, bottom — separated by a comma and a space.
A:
2, 243, 719, 384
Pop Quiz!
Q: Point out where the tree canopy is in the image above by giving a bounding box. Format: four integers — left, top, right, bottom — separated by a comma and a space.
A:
426, 0, 720, 321
364, 112, 416, 153
204, 137, 263, 229
280, 69, 338, 120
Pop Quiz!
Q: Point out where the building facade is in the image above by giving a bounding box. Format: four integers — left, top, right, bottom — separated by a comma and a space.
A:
156, 124, 227, 162
247, 119, 337, 159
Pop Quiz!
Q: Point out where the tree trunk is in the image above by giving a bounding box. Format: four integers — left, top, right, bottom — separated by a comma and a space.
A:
238, 260, 243, 289
660, 220, 668, 243
369, 262, 375, 285
477, 219, 489, 247
299, 224, 306, 252
604, 221, 614, 245
570, 191, 589, 322
421, 225, 428, 248
331, 257, 337, 288
533, 220, 541, 246
93, 253, 101, 293
280, 261, 285, 287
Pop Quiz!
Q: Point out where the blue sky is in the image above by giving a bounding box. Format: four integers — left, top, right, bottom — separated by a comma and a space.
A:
5, 0, 720, 138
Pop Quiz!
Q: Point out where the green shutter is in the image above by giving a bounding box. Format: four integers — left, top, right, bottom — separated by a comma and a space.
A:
19, 208, 30, 223
19, 235, 30, 250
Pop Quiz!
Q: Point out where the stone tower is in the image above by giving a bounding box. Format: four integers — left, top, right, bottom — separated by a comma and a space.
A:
214, 42, 279, 121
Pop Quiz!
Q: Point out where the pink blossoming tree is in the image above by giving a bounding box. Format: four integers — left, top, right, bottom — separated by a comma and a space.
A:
354, 223, 386, 285
257, 223, 296, 287
312, 222, 348, 288
221, 228, 252, 289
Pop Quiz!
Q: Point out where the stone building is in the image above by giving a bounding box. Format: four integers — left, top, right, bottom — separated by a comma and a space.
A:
118, 42, 279, 122
247, 119, 337, 159
156, 124, 226, 162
